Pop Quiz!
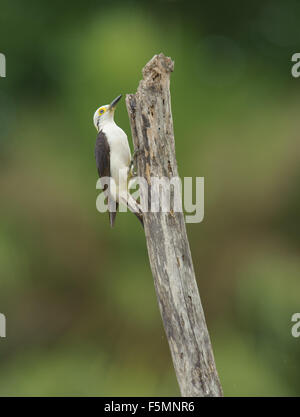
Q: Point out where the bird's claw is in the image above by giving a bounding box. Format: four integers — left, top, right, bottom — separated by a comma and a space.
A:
130, 148, 142, 177
129, 161, 137, 178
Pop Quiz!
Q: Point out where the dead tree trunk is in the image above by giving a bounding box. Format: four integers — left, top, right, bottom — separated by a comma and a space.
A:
126, 53, 223, 397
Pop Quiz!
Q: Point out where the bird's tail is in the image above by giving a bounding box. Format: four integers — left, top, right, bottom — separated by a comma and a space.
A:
109, 202, 118, 228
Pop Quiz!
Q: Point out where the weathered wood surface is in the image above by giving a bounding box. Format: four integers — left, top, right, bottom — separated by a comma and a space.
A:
126, 53, 223, 397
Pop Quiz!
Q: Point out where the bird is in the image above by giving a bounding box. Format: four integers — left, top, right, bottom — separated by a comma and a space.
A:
93, 94, 143, 227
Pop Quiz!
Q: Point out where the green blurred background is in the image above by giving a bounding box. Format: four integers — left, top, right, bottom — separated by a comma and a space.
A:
1, 0, 300, 396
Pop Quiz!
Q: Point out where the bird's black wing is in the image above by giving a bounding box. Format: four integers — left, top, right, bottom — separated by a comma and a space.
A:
95, 130, 118, 227
95, 130, 110, 181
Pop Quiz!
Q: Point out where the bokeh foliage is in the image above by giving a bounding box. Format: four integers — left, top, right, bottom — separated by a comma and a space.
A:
0, 0, 300, 396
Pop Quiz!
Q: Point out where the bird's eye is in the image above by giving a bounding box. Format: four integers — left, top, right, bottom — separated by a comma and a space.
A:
99, 108, 105, 115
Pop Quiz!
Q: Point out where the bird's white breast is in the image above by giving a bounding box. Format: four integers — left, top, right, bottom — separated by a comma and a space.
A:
102, 121, 131, 185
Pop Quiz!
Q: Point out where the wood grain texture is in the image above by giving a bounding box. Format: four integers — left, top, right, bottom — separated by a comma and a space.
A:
126, 53, 223, 397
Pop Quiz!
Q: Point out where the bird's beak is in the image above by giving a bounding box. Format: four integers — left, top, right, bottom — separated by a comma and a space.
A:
109, 94, 122, 111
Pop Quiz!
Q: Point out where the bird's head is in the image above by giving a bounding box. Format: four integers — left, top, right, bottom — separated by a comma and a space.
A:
93, 94, 122, 131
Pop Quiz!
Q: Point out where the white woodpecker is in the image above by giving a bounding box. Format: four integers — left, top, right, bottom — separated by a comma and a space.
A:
93, 95, 143, 227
